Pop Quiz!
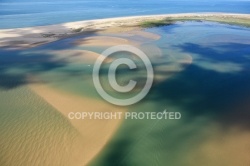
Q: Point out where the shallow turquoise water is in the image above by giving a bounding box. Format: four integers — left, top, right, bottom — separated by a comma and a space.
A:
0, 21, 250, 165
89, 22, 250, 166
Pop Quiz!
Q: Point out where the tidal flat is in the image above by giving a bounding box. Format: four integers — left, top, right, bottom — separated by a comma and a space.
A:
0, 14, 250, 166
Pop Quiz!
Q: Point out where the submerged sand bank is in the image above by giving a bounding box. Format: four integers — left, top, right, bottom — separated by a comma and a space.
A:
29, 82, 126, 165
1, 12, 250, 166
1, 13, 250, 49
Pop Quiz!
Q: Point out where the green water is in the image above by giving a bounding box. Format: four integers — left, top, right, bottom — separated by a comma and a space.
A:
0, 86, 85, 166
89, 22, 250, 166
1, 21, 250, 165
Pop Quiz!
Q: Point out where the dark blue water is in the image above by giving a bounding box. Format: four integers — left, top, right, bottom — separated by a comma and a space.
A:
0, 0, 250, 29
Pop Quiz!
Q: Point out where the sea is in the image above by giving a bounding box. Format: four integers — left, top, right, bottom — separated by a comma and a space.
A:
0, 0, 250, 29
1, 1, 250, 166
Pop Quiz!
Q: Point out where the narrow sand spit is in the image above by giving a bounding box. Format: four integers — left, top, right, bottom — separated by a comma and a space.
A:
73, 36, 137, 47
1, 13, 249, 49
72, 31, 160, 47
29, 83, 126, 165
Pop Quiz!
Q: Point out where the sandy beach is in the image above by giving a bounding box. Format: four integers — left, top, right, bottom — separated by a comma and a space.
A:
1, 12, 250, 49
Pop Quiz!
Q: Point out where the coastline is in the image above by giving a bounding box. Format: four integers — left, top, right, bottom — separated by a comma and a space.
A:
1, 12, 250, 49
1, 12, 250, 166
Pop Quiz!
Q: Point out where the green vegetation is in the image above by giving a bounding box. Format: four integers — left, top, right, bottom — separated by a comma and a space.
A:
71, 27, 83, 32
41, 33, 56, 38
139, 19, 174, 28
139, 16, 250, 28
172, 16, 250, 27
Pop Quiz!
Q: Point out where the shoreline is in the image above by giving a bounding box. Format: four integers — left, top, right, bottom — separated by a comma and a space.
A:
1, 12, 250, 30
1, 12, 250, 49
1, 12, 250, 166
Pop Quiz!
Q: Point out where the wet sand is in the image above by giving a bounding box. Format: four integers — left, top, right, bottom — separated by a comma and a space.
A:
47, 50, 112, 63
185, 126, 250, 166
29, 82, 126, 165
73, 36, 136, 47
1, 13, 250, 166
23, 31, 187, 165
